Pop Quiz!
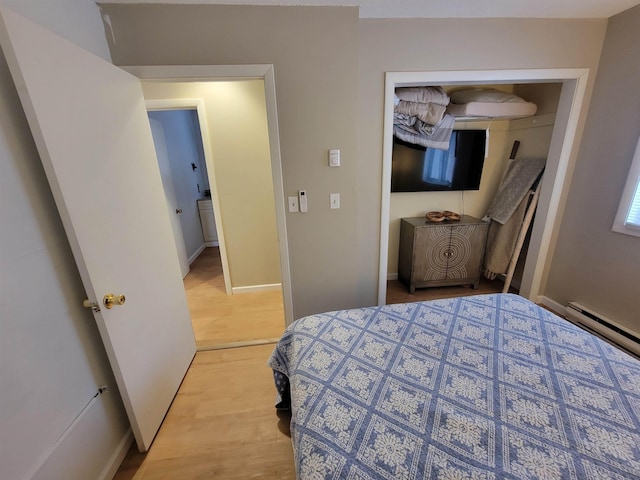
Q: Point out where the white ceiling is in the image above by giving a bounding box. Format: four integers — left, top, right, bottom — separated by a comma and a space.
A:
98, 0, 640, 19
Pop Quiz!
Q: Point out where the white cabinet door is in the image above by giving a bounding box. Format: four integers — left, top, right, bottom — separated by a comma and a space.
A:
198, 199, 218, 245
0, 8, 196, 451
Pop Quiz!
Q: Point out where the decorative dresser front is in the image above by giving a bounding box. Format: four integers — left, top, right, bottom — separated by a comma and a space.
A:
398, 215, 489, 293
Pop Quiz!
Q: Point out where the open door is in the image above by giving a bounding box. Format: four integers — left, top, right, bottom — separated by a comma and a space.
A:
148, 116, 191, 278
0, 8, 196, 451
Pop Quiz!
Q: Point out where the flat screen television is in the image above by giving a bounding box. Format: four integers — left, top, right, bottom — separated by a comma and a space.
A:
391, 130, 487, 193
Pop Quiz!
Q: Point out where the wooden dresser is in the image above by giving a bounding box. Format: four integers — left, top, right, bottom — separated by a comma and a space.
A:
398, 215, 489, 293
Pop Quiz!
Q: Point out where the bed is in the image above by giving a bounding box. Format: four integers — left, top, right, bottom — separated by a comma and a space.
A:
268, 293, 640, 479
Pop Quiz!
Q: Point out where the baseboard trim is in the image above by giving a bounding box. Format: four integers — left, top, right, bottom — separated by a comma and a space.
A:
98, 430, 133, 480
387, 272, 398, 281
232, 283, 281, 294
188, 244, 206, 265
537, 295, 566, 317
197, 338, 281, 351
204, 240, 219, 247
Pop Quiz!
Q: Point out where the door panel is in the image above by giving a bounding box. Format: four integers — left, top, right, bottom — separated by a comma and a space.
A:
149, 116, 191, 277
0, 8, 196, 451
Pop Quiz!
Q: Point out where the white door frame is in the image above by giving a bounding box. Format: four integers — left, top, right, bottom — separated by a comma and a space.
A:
379, 68, 590, 305
146, 98, 233, 295
125, 64, 293, 325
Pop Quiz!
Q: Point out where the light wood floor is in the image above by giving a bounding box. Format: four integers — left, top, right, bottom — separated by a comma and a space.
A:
184, 247, 286, 349
387, 276, 514, 304
113, 275, 511, 479
113, 345, 295, 480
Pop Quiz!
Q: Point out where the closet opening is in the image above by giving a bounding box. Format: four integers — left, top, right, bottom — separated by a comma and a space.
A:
378, 69, 590, 306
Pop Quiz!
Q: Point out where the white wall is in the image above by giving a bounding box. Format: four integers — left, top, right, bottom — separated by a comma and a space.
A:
0, 2, 130, 479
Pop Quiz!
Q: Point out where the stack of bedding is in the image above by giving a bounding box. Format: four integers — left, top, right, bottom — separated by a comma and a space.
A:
446, 88, 537, 118
393, 86, 455, 149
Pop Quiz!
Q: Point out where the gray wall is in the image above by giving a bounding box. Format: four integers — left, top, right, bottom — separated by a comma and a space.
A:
357, 18, 607, 306
100, 5, 608, 318
546, 5, 640, 330
0, 2, 634, 478
101, 4, 360, 317
0, 2, 129, 479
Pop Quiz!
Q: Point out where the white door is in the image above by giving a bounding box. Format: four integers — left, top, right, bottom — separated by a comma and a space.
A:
149, 117, 191, 277
0, 8, 196, 451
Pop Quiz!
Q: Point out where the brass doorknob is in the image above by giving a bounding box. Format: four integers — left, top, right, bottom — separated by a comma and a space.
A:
103, 293, 126, 309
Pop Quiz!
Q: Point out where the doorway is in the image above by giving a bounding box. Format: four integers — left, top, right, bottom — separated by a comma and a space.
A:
124, 65, 294, 327
378, 68, 590, 306
124, 65, 293, 349
148, 108, 211, 279
145, 93, 286, 349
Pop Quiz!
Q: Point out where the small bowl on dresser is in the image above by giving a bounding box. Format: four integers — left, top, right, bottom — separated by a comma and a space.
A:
425, 211, 446, 222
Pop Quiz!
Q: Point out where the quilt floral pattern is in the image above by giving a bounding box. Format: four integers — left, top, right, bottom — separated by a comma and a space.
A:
268, 294, 640, 479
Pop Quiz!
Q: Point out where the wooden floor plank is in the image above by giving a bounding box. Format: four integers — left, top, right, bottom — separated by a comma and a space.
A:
113, 345, 295, 480
386, 276, 513, 304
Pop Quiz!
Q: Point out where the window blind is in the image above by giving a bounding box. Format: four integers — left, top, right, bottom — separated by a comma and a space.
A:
626, 178, 640, 228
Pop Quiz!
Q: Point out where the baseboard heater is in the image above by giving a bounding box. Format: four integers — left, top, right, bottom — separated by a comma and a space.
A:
565, 302, 640, 358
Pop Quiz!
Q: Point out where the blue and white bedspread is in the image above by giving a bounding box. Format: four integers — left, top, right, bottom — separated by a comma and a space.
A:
267, 293, 640, 479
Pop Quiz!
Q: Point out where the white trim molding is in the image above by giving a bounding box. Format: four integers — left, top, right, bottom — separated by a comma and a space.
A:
232, 283, 282, 294
536, 295, 566, 318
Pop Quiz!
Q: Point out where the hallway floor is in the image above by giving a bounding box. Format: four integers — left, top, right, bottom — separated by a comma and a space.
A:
184, 247, 286, 350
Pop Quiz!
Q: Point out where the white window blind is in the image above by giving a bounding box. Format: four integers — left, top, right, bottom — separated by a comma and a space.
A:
626, 180, 640, 228
613, 136, 640, 237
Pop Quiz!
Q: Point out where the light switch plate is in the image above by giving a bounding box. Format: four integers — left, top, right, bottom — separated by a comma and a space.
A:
288, 196, 299, 212
329, 149, 340, 167
330, 193, 340, 209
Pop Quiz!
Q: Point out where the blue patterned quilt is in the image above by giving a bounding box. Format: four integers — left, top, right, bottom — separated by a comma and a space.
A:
268, 293, 640, 479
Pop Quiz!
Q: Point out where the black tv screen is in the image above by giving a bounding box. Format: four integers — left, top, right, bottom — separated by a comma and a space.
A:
391, 130, 487, 192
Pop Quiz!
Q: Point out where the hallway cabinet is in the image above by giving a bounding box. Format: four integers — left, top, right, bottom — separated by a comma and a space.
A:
197, 199, 218, 246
